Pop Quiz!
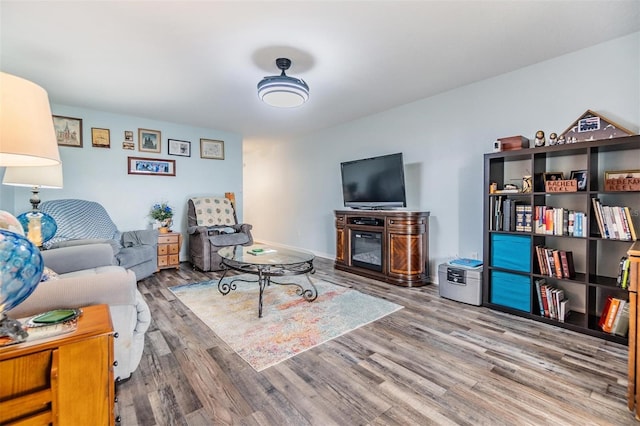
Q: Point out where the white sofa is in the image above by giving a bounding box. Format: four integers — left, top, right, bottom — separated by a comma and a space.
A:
7, 243, 151, 380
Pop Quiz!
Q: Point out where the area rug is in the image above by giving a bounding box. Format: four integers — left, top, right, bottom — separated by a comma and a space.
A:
169, 274, 403, 371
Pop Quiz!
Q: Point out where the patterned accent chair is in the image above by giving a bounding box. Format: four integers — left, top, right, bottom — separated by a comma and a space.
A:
40, 199, 158, 280
187, 196, 253, 271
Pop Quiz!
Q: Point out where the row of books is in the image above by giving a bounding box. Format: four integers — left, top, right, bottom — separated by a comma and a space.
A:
592, 199, 637, 241
617, 256, 632, 289
598, 296, 630, 336
533, 207, 587, 237
490, 197, 533, 232
535, 246, 576, 279
534, 279, 569, 322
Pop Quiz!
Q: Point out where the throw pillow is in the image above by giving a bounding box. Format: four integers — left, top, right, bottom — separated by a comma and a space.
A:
40, 267, 60, 282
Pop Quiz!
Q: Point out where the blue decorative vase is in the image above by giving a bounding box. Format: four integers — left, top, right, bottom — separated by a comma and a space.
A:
0, 229, 44, 314
17, 212, 58, 244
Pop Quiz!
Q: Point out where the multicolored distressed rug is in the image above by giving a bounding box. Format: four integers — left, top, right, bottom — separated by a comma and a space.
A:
169, 274, 403, 371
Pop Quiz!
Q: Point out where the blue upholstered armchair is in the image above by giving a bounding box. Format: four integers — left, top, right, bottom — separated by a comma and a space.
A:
40, 199, 158, 280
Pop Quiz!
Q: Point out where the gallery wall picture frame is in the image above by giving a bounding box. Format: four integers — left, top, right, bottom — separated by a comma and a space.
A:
127, 156, 176, 176
138, 128, 161, 153
543, 172, 565, 183
605, 169, 640, 180
124, 130, 134, 142
200, 138, 224, 160
53, 115, 83, 147
570, 170, 588, 191
91, 127, 111, 148
168, 139, 191, 157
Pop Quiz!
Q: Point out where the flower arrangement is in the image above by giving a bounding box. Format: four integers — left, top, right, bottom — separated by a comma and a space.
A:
149, 202, 173, 222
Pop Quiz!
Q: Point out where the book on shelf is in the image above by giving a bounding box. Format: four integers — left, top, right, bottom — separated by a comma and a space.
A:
592, 198, 606, 237
624, 206, 638, 240
602, 298, 622, 333
533, 206, 587, 237
559, 250, 576, 279
618, 257, 631, 289
534, 278, 546, 316
559, 299, 569, 323
552, 250, 563, 279
592, 198, 637, 240
598, 296, 613, 331
613, 302, 630, 337
610, 300, 627, 335
599, 296, 630, 336
524, 205, 533, 232
490, 196, 531, 233
516, 204, 525, 232
535, 246, 576, 280
534, 280, 568, 321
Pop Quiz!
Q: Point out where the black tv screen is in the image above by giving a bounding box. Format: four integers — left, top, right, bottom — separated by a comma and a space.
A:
340, 153, 407, 209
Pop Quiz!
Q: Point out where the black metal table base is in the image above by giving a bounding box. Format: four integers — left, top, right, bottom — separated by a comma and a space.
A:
217, 262, 317, 318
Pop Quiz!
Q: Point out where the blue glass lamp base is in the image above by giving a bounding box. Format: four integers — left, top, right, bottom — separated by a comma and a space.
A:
0, 229, 44, 342
17, 211, 57, 246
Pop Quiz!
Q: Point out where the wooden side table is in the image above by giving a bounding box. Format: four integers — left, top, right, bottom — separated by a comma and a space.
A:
0, 304, 114, 425
158, 232, 182, 270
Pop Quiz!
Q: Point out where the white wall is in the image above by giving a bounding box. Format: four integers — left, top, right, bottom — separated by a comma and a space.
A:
244, 32, 640, 282
0, 106, 244, 261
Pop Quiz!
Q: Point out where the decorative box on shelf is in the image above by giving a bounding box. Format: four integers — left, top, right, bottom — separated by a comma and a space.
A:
498, 135, 530, 151
605, 178, 640, 192
545, 179, 577, 193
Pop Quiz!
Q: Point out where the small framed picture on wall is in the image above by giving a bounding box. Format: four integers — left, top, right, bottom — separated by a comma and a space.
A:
91, 128, 111, 148
168, 139, 191, 157
200, 139, 224, 160
53, 115, 83, 147
138, 128, 161, 153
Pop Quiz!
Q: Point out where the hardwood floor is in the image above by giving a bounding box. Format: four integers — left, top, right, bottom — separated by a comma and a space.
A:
116, 257, 635, 425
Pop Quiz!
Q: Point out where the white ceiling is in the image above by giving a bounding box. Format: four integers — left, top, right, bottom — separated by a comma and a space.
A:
2, 1, 639, 145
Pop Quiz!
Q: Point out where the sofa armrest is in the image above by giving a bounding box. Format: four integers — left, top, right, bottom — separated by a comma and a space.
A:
7, 266, 137, 319
48, 238, 121, 255
121, 229, 158, 247
42, 243, 115, 274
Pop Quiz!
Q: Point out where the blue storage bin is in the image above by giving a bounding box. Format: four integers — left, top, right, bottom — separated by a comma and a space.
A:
491, 234, 531, 273
490, 270, 530, 312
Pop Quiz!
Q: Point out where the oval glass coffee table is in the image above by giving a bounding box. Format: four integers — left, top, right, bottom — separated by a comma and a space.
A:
217, 244, 318, 318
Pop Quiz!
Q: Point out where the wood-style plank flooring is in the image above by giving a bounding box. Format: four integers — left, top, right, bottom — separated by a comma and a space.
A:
116, 257, 636, 425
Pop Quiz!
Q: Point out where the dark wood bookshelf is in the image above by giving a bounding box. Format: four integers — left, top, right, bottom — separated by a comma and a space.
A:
483, 135, 639, 344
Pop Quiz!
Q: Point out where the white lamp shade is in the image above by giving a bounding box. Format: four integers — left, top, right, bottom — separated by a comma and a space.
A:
0, 72, 61, 166
2, 163, 63, 188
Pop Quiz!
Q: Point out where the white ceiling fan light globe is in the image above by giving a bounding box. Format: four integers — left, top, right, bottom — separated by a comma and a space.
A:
257, 58, 309, 108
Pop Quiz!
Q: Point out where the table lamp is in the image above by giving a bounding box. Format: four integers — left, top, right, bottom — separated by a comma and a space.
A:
2, 163, 63, 247
0, 72, 61, 343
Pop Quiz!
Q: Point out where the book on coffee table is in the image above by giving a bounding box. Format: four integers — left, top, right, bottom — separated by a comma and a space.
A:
247, 248, 277, 256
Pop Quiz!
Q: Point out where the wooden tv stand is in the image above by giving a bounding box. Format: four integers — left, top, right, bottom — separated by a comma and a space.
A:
334, 209, 430, 287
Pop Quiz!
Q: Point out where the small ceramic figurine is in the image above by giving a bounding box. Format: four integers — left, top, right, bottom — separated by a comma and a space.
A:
548, 132, 558, 145
557, 134, 566, 144
534, 130, 546, 147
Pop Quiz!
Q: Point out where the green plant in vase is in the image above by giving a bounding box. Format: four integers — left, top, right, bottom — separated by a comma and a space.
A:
150, 202, 173, 233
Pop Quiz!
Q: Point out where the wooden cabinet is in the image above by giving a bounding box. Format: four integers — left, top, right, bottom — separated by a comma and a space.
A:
483, 135, 639, 344
334, 210, 430, 287
158, 232, 182, 270
0, 304, 114, 425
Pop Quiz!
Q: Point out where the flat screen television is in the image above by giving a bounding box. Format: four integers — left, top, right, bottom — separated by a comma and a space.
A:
340, 152, 407, 209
